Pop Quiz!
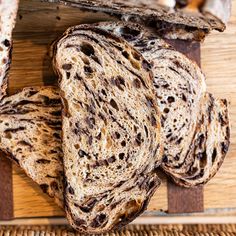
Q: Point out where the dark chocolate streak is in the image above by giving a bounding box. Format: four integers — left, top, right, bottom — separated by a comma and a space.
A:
154, 53, 194, 80
65, 32, 150, 88
75, 76, 128, 133
4, 127, 25, 133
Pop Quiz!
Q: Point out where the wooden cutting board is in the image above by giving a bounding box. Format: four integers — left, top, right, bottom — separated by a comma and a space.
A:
0, 0, 236, 221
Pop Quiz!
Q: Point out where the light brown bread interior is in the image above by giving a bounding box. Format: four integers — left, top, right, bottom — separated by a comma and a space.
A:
53, 25, 163, 233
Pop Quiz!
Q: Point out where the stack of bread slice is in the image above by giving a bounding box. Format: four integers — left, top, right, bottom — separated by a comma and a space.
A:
0, 19, 230, 233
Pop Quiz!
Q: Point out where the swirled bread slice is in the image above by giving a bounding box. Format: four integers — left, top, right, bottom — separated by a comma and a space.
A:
0, 87, 64, 208
165, 93, 230, 187
0, 0, 19, 100
53, 25, 163, 233
96, 21, 229, 187
46, 0, 225, 40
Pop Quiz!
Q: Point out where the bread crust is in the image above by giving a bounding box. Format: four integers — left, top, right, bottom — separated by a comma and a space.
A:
45, 0, 225, 40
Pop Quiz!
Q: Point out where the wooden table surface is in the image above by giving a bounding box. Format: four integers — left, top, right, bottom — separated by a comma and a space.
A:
1, 0, 236, 223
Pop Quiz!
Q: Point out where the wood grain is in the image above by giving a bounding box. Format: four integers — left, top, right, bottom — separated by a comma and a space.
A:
0, 155, 13, 220
4, 0, 236, 219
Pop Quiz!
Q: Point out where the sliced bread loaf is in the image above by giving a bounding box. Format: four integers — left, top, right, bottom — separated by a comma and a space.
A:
2, 23, 229, 212
0, 0, 19, 100
46, 0, 225, 40
96, 21, 229, 187
2, 22, 229, 210
0, 86, 64, 208
53, 25, 163, 233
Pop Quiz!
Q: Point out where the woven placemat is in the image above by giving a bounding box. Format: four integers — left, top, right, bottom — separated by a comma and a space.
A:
0, 225, 236, 235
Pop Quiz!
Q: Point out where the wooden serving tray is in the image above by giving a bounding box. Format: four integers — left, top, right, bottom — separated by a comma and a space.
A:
0, 0, 236, 223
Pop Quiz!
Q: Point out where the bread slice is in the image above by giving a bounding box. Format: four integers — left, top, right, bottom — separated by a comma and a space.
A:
96, 21, 229, 187
46, 0, 225, 40
53, 25, 163, 233
163, 93, 230, 187
0, 0, 19, 100
0, 86, 64, 208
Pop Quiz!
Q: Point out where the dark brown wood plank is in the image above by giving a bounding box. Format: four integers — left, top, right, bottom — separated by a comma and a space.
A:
166, 40, 201, 67
165, 40, 204, 214
0, 154, 14, 220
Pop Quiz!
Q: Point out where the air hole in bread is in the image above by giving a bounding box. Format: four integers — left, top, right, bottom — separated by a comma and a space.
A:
114, 132, 120, 139
221, 142, 228, 154
101, 89, 107, 96
118, 26, 140, 40
167, 96, 175, 103
66, 72, 70, 79
119, 153, 125, 160
122, 51, 129, 59
135, 133, 142, 146
144, 125, 148, 137
198, 151, 207, 168
112, 76, 125, 90
110, 99, 119, 111
80, 43, 95, 56
84, 66, 93, 74
91, 55, 101, 65
108, 156, 116, 163
133, 78, 141, 88
151, 115, 157, 126
150, 41, 155, 45
176, 137, 183, 144
164, 108, 169, 113
162, 155, 168, 163
3, 39, 10, 47
162, 84, 170, 89
96, 132, 102, 140
68, 186, 75, 195
79, 150, 86, 157
62, 64, 72, 70
182, 94, 187, 102
212, 148, 217, 163
121, 140, 126, 147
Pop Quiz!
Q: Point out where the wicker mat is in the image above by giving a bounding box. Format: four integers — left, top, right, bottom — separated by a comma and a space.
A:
0, 224, 236, 235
